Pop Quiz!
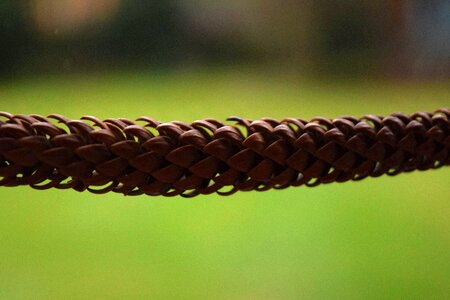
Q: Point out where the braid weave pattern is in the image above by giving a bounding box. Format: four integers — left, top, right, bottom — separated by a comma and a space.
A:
0, 109, 449, 197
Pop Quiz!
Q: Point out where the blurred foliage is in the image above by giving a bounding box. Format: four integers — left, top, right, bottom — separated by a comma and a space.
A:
0, 1, 29, 74
316, 2, 384, 75
3, 0, 449, 78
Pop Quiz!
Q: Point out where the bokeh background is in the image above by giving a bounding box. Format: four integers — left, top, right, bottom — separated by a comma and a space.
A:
0, 0, 449, 299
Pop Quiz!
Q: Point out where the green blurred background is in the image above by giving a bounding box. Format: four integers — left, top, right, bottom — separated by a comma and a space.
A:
0, 1, 449, 299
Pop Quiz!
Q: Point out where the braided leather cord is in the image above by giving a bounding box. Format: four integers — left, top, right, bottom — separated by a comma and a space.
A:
0, 109, 449, 197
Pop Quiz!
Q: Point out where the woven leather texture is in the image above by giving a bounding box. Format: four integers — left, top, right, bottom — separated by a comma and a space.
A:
1, 109, 449, 197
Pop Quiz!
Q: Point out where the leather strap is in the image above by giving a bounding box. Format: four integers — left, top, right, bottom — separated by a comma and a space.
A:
1, 109, 449, 197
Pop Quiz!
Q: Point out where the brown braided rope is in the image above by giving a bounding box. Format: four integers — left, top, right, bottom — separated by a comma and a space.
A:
0, 109, 449, 197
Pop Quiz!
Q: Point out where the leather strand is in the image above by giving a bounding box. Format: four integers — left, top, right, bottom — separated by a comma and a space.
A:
0, 108, 449, 197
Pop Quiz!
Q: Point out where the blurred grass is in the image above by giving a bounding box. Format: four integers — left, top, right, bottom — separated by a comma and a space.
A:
0, 69, 449, 299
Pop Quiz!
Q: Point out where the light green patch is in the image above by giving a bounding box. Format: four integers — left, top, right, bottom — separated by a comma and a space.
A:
0, 70, 449, 299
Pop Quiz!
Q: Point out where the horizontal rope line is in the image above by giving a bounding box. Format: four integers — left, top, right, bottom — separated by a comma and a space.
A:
0, 108, 449, 197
